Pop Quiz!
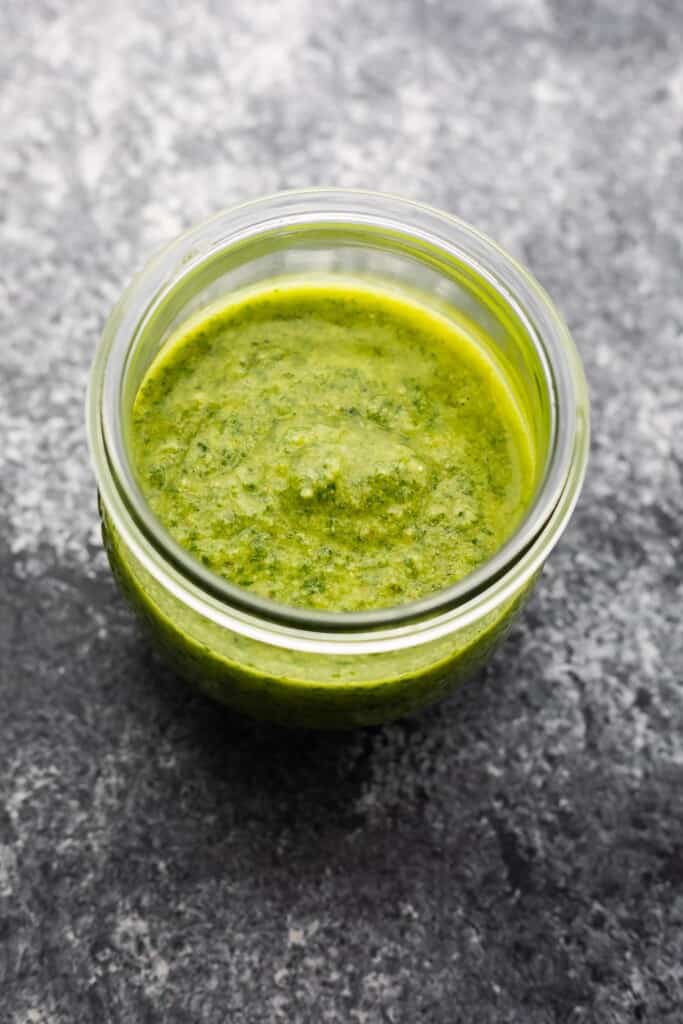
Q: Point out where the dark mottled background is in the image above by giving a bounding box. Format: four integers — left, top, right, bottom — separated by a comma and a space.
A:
1, 1, 682, 1021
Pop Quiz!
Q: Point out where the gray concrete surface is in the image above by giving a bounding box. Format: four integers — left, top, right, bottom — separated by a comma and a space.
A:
1, 1, 682, 1021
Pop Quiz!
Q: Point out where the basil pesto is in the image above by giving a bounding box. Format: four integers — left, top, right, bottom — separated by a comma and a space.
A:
131, 284, 535, 612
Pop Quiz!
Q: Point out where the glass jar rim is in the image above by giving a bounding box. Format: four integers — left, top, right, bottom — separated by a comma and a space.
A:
87, 188, 589, 650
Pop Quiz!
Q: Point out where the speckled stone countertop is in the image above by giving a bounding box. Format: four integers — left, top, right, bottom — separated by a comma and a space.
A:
1, 1, 682, 1021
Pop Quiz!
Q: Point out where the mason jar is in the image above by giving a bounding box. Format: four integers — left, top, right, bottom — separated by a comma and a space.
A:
87, 189, 589, 728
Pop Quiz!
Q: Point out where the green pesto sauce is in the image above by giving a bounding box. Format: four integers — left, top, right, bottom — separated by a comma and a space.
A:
131, 283, 535, 612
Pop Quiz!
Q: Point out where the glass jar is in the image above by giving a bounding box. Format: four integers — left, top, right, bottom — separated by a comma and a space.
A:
87, 190, 589, 728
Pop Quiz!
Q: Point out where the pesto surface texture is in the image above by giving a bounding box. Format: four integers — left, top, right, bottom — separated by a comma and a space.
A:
131, 283, 535, 612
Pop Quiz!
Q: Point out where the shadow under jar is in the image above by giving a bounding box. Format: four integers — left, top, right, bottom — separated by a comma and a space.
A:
87, 190, 589, 728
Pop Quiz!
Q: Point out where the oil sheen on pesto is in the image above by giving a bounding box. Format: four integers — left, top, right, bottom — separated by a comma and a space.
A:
131, 284, 535, 612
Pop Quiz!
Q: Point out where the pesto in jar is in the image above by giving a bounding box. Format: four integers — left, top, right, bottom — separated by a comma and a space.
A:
131, 283, 535, 612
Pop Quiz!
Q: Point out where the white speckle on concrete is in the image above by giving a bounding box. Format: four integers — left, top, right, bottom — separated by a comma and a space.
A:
114, 912, 170, 999
14, 1010, 54, 1024
0, 844, 18, 897
667, 61, 683, 108
287, 926, 306, 947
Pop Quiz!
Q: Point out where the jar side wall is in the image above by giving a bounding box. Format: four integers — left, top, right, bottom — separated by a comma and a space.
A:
100, 503, 536, 727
